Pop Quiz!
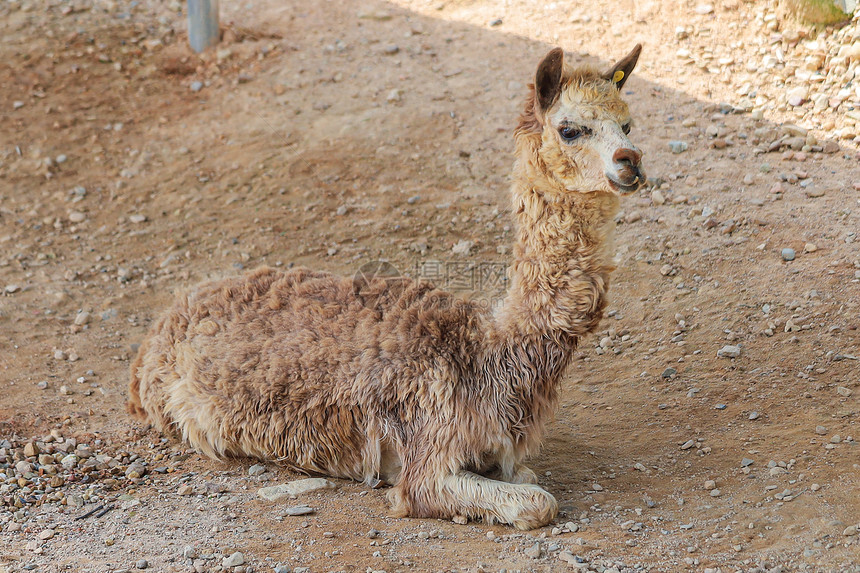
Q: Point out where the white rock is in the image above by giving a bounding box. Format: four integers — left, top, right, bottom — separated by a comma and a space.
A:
257, 478, 337, 501
222, 551, 245, 567
717, 345, 741, 358
786, 86, 808, 106
451, 240, 474, 255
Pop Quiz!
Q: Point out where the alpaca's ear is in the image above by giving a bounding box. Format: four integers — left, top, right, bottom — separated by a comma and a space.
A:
603, 44, 642, 90
535, 47, 565, 113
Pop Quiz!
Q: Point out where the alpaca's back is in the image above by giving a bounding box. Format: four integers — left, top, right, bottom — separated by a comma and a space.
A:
129, 266, 483, 482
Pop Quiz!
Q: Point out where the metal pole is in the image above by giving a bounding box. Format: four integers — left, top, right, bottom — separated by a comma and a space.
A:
188, 0, 219, 53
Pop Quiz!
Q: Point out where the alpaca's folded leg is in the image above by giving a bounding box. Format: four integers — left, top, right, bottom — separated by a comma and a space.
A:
483, 461, 539, 484
440, 470, 557, 530
510, 463, 539, 485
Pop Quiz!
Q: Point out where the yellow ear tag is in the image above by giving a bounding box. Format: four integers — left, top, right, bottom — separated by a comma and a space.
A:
613, 70, 625, 83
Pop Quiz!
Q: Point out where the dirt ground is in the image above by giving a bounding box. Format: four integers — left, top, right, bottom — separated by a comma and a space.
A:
1, 0, 859, 571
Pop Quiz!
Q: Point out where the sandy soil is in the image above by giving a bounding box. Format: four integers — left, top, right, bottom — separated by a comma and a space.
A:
1, 0, 859, 571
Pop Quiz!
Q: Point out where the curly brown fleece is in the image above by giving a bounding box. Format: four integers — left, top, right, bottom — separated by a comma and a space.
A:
128, 45, 644, 530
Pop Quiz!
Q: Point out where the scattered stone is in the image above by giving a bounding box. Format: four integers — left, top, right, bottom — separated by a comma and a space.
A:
748, 411, 760, 420
668, 140, 688, 154
717, 345, 741, 358
525, 542, 542, 558
661, 367, 677, 378
741, 458, 754, 467
781, 248, 796, 261
625, 211, 642, 224
5, 285, 20, 294
786, 86, 808, 106
125, 462, 146, 479
710, 488, 722, 497
811, 483, 821, 492
451, 240, 474, 256
223, 552, 245, 567
681, 439, 696, 450
836, 386, 852, 397
23, 442, 39, 457
129, 214, 147, 224
177, 484, 194, 496
248, 464, 266, 476
190, 81, 203, 92
38, 529, 54, 540
815, 425, 828, 435
182, 546, 197, 559
844, 525, 858, 537
283, 505, 315, 516
704, 480, 716, 490
136, 559, 149, 570
257, 478, 337, 501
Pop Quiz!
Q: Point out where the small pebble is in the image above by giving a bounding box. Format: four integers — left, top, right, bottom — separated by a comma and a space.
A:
781, 248, 796, 261
136, 560, 148, 570
717, 345, 741, 358
222, 552, 245, 567
668, 140, 688, 154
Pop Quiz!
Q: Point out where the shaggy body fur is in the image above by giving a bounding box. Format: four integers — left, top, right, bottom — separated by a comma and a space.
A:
128, 46, 645, 530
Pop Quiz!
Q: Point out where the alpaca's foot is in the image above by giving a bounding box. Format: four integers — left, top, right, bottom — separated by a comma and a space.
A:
510, 463, 539, 485
481, 461, 538, 484
440, 471, 557, 530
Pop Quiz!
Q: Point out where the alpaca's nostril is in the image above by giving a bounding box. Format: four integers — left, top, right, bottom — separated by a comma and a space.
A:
613, 147, 642, 167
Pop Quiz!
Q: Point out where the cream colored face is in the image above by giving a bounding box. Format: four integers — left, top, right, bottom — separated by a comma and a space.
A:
540, 82, 645, 195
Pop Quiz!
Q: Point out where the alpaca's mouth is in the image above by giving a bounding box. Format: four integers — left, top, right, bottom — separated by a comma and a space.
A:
606, 171, 645, 194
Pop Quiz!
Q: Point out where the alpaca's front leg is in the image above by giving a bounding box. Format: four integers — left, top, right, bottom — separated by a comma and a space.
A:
510, 463, 539, 484
440, 470, 557, 530
484, 461, 539, 484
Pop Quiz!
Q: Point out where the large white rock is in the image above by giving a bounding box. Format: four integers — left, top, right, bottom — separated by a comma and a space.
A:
257, 478, 337, 501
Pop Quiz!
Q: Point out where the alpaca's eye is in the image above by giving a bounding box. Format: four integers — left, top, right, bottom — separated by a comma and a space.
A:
559, 126, 585, 142
622, 122, 631, 135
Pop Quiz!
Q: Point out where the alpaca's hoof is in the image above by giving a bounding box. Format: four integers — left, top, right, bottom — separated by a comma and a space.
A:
511, 465, 539, 485
509, 487, 558, 530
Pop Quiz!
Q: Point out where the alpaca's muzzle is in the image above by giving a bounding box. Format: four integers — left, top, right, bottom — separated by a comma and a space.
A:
607, 146, 645, 193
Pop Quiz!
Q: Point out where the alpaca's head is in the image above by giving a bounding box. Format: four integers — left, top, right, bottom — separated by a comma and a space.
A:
518, 45, 645, 196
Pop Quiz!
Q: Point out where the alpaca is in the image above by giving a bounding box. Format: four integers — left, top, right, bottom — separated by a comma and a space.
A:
128, 45, 645, 530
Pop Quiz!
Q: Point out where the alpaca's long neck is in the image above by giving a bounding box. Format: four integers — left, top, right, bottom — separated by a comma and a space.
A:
494, 138, 620, 343
480, 138, 621, 455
